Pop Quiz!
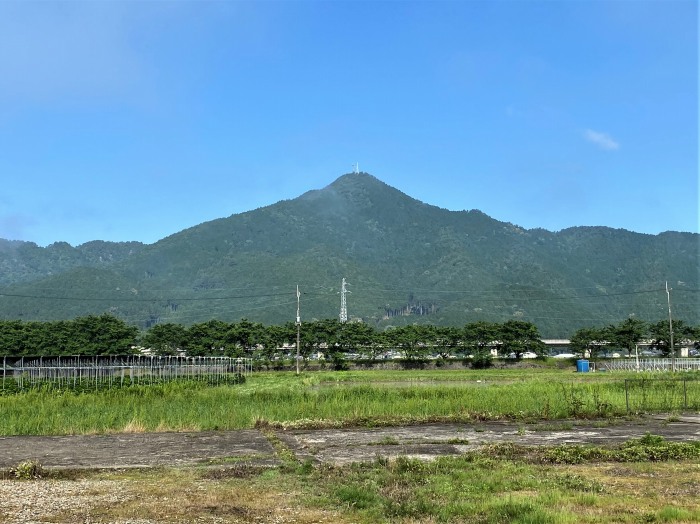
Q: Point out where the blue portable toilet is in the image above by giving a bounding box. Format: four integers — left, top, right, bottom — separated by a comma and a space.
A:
576, 359, 590, 372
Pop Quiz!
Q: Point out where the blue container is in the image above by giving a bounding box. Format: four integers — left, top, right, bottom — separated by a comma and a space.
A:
576, 359, 590, 373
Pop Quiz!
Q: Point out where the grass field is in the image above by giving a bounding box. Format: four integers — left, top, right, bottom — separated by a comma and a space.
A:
2, 368, 699, 436
2, 367, 700, 523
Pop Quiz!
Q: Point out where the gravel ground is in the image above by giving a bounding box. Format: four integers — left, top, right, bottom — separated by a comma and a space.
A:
0, 477, 342, 524
0, 479, 143, 524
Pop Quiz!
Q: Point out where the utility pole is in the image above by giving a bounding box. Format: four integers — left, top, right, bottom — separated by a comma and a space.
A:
339, 278, 349, 323
296, 285, 301, 375
666, 281, 675, 372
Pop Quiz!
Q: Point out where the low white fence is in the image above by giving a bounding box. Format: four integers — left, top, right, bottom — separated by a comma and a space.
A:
601, 358, 700, 372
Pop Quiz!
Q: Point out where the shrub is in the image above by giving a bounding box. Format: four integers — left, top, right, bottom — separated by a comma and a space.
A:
12, 460, 44, 480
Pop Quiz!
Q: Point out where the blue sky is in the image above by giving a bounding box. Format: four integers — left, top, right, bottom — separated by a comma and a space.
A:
0, 0, 697, 247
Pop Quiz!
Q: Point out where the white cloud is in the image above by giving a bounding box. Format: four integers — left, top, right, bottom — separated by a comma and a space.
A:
583, 129, 620, 150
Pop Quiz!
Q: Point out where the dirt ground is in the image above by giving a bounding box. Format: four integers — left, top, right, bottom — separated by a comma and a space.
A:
1, 414, 699, 471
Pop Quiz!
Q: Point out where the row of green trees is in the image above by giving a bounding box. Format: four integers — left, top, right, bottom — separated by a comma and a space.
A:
0, 315, 139, 356
1, 315, 698, 366
0, 315, 544, 367
570, 318, 700, 359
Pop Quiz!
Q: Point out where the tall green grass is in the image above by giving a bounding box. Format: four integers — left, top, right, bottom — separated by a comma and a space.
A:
1, 370, 697, 436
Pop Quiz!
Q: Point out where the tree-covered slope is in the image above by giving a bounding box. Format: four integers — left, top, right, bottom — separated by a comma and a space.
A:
0, 173, 697, 337
0, 239, 145, 286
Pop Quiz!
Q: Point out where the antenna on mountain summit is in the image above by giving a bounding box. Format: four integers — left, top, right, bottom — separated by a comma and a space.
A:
352, 163, 359, 174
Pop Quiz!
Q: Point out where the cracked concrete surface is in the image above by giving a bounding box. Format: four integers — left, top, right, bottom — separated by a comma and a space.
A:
0, 415, 698, 470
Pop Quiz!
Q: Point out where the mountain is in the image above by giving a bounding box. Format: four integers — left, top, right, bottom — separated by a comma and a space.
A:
0, 239, 145, 287
0, 173, 698, 337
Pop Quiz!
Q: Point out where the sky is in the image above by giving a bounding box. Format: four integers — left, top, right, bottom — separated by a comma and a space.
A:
0, 0, 697, 247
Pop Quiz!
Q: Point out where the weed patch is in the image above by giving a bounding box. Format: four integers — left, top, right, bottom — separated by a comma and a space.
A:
8, 460, 44, 480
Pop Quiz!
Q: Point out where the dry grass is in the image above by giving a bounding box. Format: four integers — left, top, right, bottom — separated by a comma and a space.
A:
121, 418, 147, 433
554, 462, 700, 523
52, 468, 352, 524
115, 418, 203, 434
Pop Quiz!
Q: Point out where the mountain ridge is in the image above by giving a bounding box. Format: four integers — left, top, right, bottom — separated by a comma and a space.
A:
4, 173, 694, 249
0, 172, 697, 337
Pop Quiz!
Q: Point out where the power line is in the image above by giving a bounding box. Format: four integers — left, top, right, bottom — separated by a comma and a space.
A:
0, 291, 299, 302
1, 280, 696, 328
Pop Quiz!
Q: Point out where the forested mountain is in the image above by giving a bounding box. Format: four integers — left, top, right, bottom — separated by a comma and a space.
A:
0, 173, 697, 337
0, 239, 145, 286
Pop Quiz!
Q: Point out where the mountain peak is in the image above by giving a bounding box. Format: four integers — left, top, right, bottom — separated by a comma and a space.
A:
298, 172, 429, 213
328, 172, 405, 195
328, 171, 384, 188
302, 171, 388, 196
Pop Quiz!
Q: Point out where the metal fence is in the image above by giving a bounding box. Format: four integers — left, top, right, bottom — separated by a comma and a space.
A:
1, 355, 253, 392
624, 377, 700, 412
601, 358, 700, 372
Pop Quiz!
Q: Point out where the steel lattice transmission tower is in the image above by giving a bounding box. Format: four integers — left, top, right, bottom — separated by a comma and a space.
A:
339, 278, 350, 323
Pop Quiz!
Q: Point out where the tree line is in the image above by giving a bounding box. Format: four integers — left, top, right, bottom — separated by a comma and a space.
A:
0, 314, 698, 368
570, 318, 699, 359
